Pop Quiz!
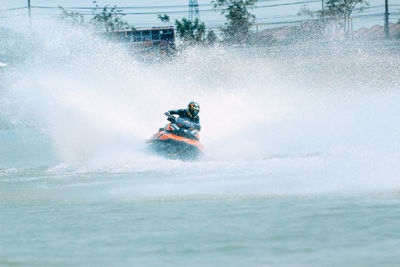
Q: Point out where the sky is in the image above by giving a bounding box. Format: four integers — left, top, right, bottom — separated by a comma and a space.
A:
0, 0, 399, 30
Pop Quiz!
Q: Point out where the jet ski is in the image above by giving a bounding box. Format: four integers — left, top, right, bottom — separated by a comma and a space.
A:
147, 114, 204, 160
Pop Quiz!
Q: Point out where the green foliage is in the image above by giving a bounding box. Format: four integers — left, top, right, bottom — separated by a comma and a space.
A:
90, 5, 131, 32
158, 14, 170, 24
175, 18, 217, 46
325, 0, 369, 17
175, 18, 206, 44
213, 0, 257, 44
295, 0, 368, 39
58, 7, 84, 25
206, 30, 218, 45
325, 0, 369, 34
59, 2, 134, 32
294, 7, 326, 41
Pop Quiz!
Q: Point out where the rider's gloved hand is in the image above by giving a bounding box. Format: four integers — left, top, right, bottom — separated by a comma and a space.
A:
164, 112, 170, 116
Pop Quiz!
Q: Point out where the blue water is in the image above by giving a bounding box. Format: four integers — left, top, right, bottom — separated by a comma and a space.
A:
2, 193, 400, 266
2, 128, 400, 266
1, 21, 400, 266
2, 160, 400, 266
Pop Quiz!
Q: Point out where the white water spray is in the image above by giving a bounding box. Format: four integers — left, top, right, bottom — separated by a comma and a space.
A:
1, 19, 400, 194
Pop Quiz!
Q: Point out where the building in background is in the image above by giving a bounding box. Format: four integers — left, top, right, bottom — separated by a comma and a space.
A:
112, 26, 176, 56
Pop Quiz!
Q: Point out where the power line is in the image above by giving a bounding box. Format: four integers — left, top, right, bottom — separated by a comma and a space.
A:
0, 6, 27, 12
29, 0, 322, 12
2, 1, 399, 14
25, 0, 296, 11
2, 1, 398, 32
255, 0, 320, 8
22, 11, 399, 20
14, 2, 393, 14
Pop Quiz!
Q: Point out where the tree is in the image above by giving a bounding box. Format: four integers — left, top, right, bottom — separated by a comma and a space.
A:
325, 0, 369, 35
206, 30, 218, 45
90, 5, 131, 32
58, 7, 84, 25
213, 0, 257, 44
175, 18, 217, 46
293, 7, 327, 41
158, 14, 170, 24
175, 17, 206, 45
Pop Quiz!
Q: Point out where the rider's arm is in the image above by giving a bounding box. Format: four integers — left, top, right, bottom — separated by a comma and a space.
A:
167, 109, 185, 115
167, 110, 178, 115
165, 110, 177, 116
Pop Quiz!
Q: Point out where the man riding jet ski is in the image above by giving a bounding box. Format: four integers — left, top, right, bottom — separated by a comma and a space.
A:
147, 101, 203, 160
164, 101, 201, 131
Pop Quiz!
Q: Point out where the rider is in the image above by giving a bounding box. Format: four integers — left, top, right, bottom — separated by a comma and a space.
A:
165, 101, 201, 131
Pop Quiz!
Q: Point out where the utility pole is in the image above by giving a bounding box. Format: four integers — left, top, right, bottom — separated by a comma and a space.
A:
189, 0, 199, 21
28, 0, 32, 25
384, 0, 389, 39
321, 0, 326, 36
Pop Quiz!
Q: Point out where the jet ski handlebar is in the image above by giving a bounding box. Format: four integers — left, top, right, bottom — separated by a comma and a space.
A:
167, 115, 177, 123
165, 113, 196, 130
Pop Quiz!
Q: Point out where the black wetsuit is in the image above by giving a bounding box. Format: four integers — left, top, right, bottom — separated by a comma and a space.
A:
168, 109, 201, 131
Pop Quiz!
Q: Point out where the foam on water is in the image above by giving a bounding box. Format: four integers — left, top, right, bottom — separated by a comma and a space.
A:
1, 18, 400, 198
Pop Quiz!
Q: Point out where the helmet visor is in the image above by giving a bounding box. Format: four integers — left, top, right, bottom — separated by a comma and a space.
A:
190, 106, 199, 116
192, 109, 199, 116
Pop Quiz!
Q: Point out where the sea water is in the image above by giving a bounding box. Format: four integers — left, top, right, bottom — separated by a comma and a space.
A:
1, 20, 400, 266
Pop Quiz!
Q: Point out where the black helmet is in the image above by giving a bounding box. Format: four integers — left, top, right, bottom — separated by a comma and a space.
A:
187, 101, 200, 118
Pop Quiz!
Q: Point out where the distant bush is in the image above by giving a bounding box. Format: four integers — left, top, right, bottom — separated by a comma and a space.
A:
58, 5, 134, 32
175, 18, 217, 46
213, 0, 257, 45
